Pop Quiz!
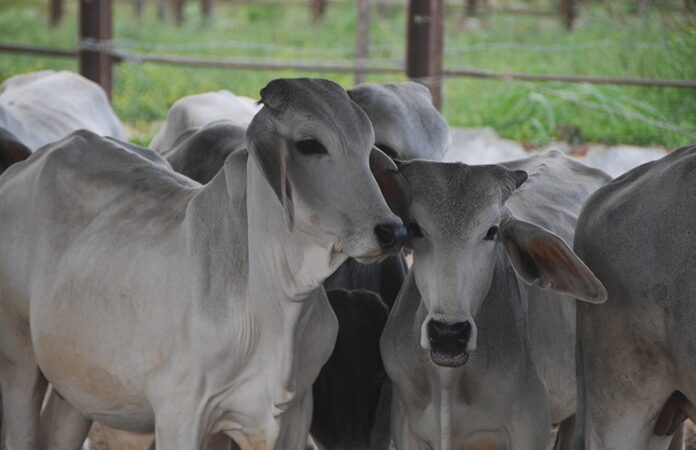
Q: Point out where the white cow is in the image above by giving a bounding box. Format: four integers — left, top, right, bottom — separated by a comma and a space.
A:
0, 78, 407, 450
574, 145, 696, 450
149, 90, 261, 152
0, 70, 125, 150
381, 152, 608, 450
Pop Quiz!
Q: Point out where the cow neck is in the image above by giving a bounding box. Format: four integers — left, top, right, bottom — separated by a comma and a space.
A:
245, 157, 345, 308
244, 158, 345, 406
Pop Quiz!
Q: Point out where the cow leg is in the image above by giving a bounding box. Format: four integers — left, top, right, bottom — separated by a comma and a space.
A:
275, 392, 314, 450
553, 415, 575, 450
153, 407, 206, 450
581, 388, 675, 449
390, 396, 430, 450
0, 364, 48, 450
39, 389, 91, 450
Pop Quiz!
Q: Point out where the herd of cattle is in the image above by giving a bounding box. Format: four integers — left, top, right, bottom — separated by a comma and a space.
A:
0, 70, 693, 450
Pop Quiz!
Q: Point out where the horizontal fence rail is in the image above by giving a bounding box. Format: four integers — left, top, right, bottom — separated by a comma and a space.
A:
442, 68, 696, 89
0, 43, 76, 58
3, 42, 695, 90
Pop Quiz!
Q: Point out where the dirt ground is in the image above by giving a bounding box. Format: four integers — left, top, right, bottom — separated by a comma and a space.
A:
85, 421, 696, 449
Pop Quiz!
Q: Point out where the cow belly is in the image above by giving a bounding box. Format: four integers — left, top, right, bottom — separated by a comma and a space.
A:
37, 345, 155, 433
31, 301, 159, 432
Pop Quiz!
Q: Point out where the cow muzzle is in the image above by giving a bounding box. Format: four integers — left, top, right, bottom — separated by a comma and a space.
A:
349, 220, 406, 263
427, 319, 472, 367
374, 222, 407, 252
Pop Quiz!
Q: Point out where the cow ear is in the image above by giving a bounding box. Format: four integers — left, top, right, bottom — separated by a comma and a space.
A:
370, 147, 412, 224
0, 128, 31, 174
246, 113, 294, 230
500, 218, 607, 303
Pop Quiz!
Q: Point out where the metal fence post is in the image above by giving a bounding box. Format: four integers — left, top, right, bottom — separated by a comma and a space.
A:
466, 0, 477, 17
355, 0, 370, 85
133, 0, 145, 19
559, 0, 578, 30
201, 0, 212, 20
311, 0, 328, 22
79, 0, 113, 100
406, 0, 444, 110
157, 0, 167, 21
49, 0, 63, 27
172, 0, 185, 26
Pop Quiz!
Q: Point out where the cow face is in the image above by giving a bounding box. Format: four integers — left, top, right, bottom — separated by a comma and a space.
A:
247, 78, 409, 263
398, 161, 606, 367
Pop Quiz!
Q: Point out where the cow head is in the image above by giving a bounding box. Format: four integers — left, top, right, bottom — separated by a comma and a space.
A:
246, 78, 410, 262
348, 81, 451, 162
397, 160, 606, 367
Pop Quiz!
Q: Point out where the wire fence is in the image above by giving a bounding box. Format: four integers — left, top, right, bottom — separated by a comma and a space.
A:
82, 37, 696, 90
1, 0, 695, 142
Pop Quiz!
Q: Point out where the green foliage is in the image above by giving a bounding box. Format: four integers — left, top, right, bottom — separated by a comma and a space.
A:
0, 0, 694, 147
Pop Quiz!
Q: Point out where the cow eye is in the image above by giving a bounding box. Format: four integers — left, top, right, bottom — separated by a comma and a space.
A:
409, 222, 424, 238
296, 139, 328, 155
484, 226, 498, 241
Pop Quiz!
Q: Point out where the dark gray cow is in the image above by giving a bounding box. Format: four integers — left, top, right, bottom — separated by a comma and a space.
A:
574, 145, 696, 450
0, 128, 32, 174
161, 121, 247, 184
381, 152, 608, 450
311, 289, 390, 450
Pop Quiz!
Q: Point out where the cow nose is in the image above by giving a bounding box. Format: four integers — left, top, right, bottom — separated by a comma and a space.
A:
374, 223, 407, 251
427, 320, 472, 355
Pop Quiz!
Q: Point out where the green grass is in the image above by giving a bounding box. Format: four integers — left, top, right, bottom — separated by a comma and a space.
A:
0, 0, 695, 147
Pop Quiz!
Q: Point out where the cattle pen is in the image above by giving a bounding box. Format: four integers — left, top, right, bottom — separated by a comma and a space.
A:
2, 0, 696, 106
0, 0, 696, 148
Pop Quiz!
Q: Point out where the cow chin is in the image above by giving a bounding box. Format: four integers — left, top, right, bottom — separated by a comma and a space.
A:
430, 350, 470, 368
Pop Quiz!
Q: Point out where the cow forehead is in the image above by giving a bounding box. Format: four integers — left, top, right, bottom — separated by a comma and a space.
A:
403, 162, 505, 233
265, 79, 374, 145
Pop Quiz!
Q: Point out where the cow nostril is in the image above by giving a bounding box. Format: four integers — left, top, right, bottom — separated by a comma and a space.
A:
428, 320, 472, 352
457, 321, 472, 343
374, 223, 407, 250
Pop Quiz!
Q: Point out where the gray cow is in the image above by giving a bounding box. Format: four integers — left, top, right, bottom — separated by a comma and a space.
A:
155, 81, 450, 187
0, 78, 407, 450
148, 82, 451, 163
574, 145, 696, 450
0, 70, 125, 151
149, 90, 260, 153
161, 120, 247, 184
381, 152, 608, 450
152, 81, 449, 450
346, 81, 451, 161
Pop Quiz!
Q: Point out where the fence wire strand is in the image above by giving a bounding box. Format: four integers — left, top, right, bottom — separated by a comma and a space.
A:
7, 38, 694, 140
